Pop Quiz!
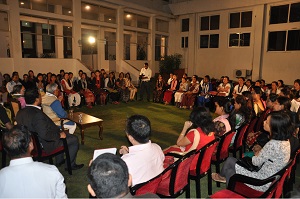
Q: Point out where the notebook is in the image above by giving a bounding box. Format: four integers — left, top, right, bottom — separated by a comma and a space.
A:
93, 148, 117, 160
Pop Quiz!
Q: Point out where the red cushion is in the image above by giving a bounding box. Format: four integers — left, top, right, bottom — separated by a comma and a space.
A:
211, 189, 245, 198
233, 182, 264, 198
31, 146, 64, 158
135, 176, 162, 196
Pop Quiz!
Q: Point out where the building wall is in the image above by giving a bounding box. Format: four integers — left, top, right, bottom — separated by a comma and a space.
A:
168, 0, 300, 84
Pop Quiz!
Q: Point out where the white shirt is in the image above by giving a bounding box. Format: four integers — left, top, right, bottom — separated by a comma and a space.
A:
233, 84, 248, 95
218, 83, 231, 96
140, 67, 152, 82
6, 80, 22, 93
121, 141, 164, 186
0, 157, 67, 198
291, 99, 300, 113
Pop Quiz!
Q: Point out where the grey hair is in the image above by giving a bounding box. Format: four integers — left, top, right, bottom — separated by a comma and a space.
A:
46, 83, 58, 94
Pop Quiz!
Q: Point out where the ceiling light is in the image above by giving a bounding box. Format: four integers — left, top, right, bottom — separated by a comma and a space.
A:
85, 5, 91, 10
68, 11, 71, 14
20, 2, 24, 5
108, 18, 112, 21
126, 14, 132, 19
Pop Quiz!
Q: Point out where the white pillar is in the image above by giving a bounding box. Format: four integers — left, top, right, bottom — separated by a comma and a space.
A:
116, 7, 124, 72
99, 27, 105, 70
7, 0, 22, 60
36, 24, 43, 57
72, 0, 82, 60
149, 15, 156, 69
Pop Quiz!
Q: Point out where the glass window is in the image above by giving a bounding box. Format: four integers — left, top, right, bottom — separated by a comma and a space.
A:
124, 13, 136, 27
82, 3, 99, 21
230, 13, 240, 28
181, 36, 188, 48
181, 18, 189, 32
287, 30, 300, 50
270, 5, 289, 24
124, 34, 131, 60
63, 26, 72, 58
100, 7, 116, 24
210, 15, 220, 30
290, 3, 300, 22
155, 35, 168, 60
210, 34, 219, 48
241, 11, 252, 27
137, 15, 149, 29
200, 35, 209, 48
240, 33, 250, 46
105, 31, 116, 60
42, 24, 55, 55
137, 32, 148, 60
268, 31, 286, 51
156, 19, 169, 32
229, 33, 239, 46
21, 21, 37, 58
200, 16, 209, 31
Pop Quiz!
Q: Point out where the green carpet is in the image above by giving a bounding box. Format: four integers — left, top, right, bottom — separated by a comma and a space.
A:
2, 100, 300, 198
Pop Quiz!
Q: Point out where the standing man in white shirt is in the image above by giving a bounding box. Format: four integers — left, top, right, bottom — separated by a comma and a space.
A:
139, 63, 152, 102
0, 125, 67, 198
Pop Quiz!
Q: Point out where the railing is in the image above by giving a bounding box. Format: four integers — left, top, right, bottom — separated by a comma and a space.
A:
123, 60, 140, 72
76, 59, 93, 71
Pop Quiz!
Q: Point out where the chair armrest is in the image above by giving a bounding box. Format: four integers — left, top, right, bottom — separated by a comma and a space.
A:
227, 174, 280, 191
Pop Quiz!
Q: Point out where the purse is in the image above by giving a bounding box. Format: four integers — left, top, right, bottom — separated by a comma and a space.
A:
236, 156, 263, 172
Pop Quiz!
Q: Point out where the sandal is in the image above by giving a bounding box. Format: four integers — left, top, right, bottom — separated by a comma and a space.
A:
212, 173, 226, 183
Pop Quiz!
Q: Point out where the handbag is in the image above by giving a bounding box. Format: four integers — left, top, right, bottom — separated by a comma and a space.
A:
236, 156, 263, 172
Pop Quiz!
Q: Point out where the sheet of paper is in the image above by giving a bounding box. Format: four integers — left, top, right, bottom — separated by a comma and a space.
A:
93, 148, 117, 160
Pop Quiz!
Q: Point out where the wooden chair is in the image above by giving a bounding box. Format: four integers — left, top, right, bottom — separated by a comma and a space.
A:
187, 138, 219, 198
156, 150, 196, 198
130, 172, 163, 196
30, 131, 72, 175
0, 129, 6, 168
211, 131, 235, 187
229, 124, 249, 158
210, 174, 281, 198
9, 99, 21, 120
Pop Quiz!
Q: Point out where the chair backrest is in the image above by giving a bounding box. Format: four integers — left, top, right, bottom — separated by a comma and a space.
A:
214, 131, 235, 161
130, 173, 163, 196
244, 117, 258, 141
10, 100, 21, 119
193, 138, 219, 175
273, 160, 294, 198
157, 149, 196, 197
30, 132, 43, 158
254, 109, 271, 132
232, 124, 249, 150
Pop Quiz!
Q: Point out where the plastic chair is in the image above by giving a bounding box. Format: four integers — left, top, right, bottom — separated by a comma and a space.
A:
156, 150, 196, 198
30, 131, 72, 175
187, 138, 219, 198
211, 131, 235, 187
229, 124, 249, 158
130, 172, 163, 196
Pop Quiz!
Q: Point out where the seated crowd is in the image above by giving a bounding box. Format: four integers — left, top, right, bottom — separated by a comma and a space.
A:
0, 68, 300, 198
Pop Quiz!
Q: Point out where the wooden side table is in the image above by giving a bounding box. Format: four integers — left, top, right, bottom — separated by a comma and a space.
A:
68, 112, 103, 145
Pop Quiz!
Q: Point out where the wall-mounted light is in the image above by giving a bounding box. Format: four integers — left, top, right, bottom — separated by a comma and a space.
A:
126, 14, 132, 19
88, 36, 96, 45
20, 2, 24, 5
85, 5, 91, 10
108, 18, 112, 21
68, 11, 72, 14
